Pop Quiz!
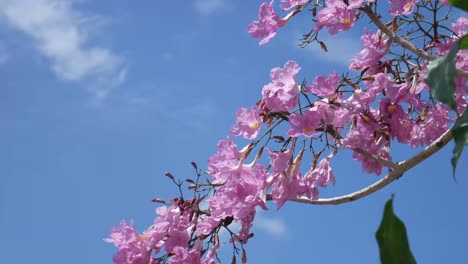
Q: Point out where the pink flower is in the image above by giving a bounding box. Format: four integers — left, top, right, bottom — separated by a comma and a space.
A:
341, 116, 392, 175
379, 98, 414, 144
269, 171, 309, 209
231, 106, 262, 139
168, 247, 201, 264
409, 104, 451, 147
306, 158, 335, 187
207, 137, 241, 183
248, 1, 286, 45
287, 109, 321, 137
268, 148, 293, 172
307, 72, 340, 99
280, 0, 309, 10
349, 29, 389, 72
314, 0, 358, 34
388, 0, 418, 16
105, 220, 155, 264
198, 165, 267, 241
262, 61, 301, 112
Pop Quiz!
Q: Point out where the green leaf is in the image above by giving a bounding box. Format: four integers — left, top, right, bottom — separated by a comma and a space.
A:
376, 196, 416, 264
425, 40, 460, 111
460, 35, 468, 50
452, 108, 468, 177
449, 0, 468, 12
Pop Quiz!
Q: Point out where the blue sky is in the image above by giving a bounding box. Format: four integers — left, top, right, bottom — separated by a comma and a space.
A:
0, 0, 467, 263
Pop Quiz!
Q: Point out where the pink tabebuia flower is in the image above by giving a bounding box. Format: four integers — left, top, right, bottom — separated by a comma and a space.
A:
341, 115, 392, 175
198, 165, 267, 241
409, 103, 452, 147
280, 0, 309, 10
314, 0, 360, 34
248, 1, 286, 45
105, 220, 158, 264
268, 149, 319, 209
168, 247, 201, 264
306, 158, 335, 187
207, 137, 241, 183
231, 106, 262, 139
269, 171, 306, 209
388, 0, 418, 16
379, 98, 414, 144
268, 147, 293, 172
262, 60, 301, 112
307, 71, 340, 99
349, 29, 389, 72
288, 109, 321, 137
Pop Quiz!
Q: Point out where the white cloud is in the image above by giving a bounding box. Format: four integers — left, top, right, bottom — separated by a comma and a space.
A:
254, 212, 287, 238
194, 0, 227, 16
0, 0, 127, 98
299, 32, 362, 66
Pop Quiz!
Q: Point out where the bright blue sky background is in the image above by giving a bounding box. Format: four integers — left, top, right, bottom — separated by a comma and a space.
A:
0, 1, 466, 263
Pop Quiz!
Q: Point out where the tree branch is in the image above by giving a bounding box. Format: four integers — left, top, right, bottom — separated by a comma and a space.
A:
266, 127, 453, 205
361, 5, 468, 79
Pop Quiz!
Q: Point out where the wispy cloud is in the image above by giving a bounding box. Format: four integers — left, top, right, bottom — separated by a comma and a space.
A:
254, 211, 287, 238
297, 32, 362, 66
194, 0, 227, 16
0, 0, 127, 99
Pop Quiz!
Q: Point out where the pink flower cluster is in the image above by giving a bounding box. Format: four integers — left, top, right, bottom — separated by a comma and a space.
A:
105, 200, 215, 264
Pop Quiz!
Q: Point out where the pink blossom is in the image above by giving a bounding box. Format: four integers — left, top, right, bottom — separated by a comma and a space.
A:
248, 1, 286, 45
388, 0, 418, 16
280, 0, 309, 10
355, 145, 392, 176
168, 247, 201, 264
207, 137, 241, 183
287, 109, 321, 137
268, 148, 293, 172
349, 29, 389, 72
409, 104, 452, 147
231, 106, 262, 139
452, 17, 468, 37
314, 0, 358, 34
379, 98, 414, 144
341, 116, 392, 175
262, 61, 301, 112
269, 171, 304, 209
105, 220, 155, 264
307, 72, 340, 99
306, 158, 335, 187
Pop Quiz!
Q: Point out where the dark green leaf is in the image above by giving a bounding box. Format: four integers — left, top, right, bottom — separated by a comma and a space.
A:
460, 35, 468, 50
376, 196, 416, 264
452, 108, 468, 177
425, 40, 460, 111
449, 0, 468, 12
